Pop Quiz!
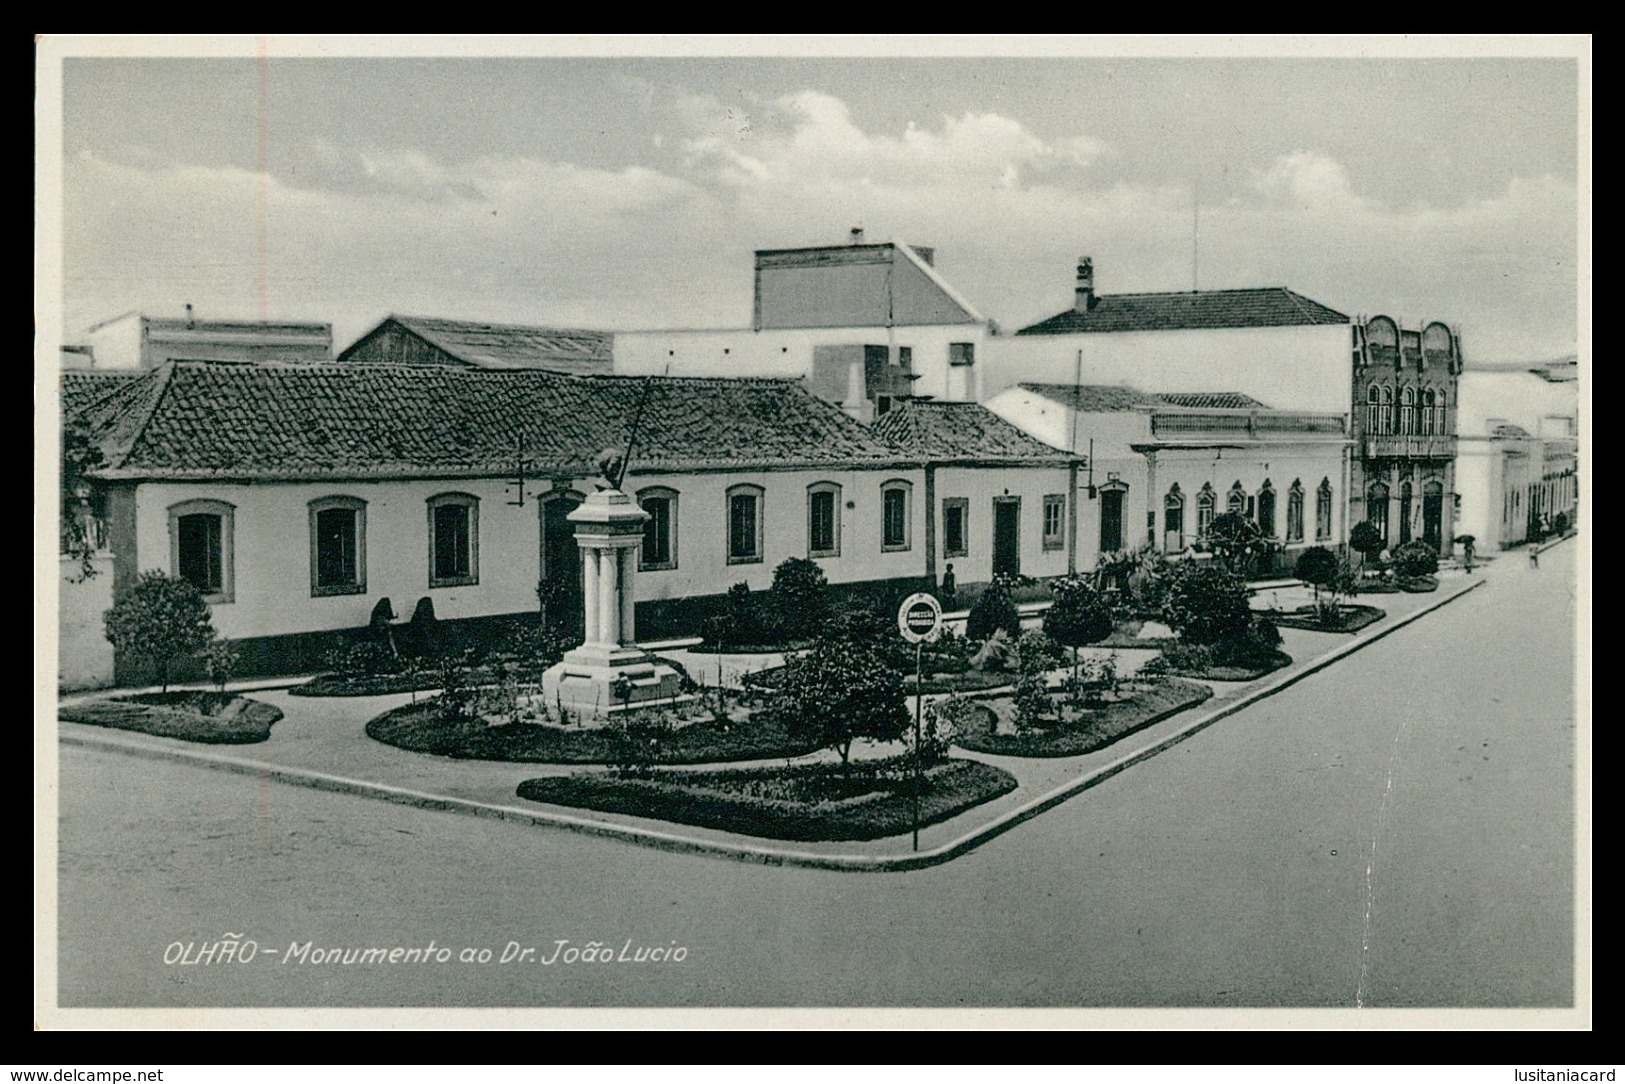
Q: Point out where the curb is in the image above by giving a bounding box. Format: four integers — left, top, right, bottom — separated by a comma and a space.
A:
60, 577, 1486, 873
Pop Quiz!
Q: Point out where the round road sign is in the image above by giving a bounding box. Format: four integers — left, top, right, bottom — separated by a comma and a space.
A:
897, 592, 942, 644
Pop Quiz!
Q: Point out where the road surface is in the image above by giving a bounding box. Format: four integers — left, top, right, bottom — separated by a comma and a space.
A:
53, 543, 1578, 1009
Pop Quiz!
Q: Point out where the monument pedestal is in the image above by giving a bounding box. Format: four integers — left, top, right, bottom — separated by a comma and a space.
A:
536, 488, 694, 720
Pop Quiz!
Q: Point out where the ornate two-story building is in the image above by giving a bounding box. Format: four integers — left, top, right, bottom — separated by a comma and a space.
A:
1348, 315, 1464, 553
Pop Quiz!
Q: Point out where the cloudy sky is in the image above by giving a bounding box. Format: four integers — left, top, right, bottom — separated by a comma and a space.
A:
43, 39, 1585, 363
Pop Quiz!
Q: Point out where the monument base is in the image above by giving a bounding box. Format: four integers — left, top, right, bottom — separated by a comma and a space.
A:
537, 645, 694, 720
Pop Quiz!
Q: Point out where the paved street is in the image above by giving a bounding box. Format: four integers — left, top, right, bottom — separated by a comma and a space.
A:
53, 542, 1578, 1010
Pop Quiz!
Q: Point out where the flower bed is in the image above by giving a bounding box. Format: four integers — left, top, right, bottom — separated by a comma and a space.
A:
366, 697, 818, 764
1162, 649, 1293, 683
952, 678, 1213, 758
292, 655, 691, 698
515, 756, 1017, 841
1270, 604, 1387, 634
59, 692, 283, 744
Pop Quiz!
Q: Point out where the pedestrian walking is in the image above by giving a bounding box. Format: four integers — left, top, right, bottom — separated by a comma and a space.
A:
1461, 536, 1476, 574
1528, 545, 1540, 570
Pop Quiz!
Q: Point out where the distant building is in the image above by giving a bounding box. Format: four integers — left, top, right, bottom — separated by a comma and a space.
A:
84, 308, 333, 369
615, 236, 992, 419
338, 315, 613, 375
985, 382, 1351, 574
1348, 315, 1464, 553
1455, 367, 1580, 549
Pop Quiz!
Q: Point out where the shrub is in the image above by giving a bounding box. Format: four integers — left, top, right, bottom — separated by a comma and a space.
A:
774, 635, 909, 763
767, 557, 830, 642
1044, 576, 1115, 651
201, 638, 240, 694
606, 711, 678, 779
103, 571, 218, 692
718, 582, 766, 646
967, 581, 1021, 641
1206, 512, 1269, 574
969, 629, 1016, 674
1295, 546, 1340, 597
1392, 540, 1439, 579
1012, 630, 1057, 731
1161, 563, 1252, 646
915, 694, 977, 764
1159, 642, 1214, 673
1125, 547, 1173, 615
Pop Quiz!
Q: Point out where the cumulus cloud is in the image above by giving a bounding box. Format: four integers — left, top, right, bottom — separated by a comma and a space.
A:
58, 91, 1577, 362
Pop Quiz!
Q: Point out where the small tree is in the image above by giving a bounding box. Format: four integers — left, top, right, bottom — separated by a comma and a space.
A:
1295, 546, 1340, 610
1161, 562, 1252, 646
717, 581, 765, 647
1349, 520, 1386, 573
1205, 512, 1268, 576
776, 635, 909, 764
1392, 539, 1439, 579
103, 571, 218, 692
60, 420, 107, 583
767, 557, 830, 642
1044, 576, 1114, 701
1012, 629, 1057, 731
967, 581, 1021, 641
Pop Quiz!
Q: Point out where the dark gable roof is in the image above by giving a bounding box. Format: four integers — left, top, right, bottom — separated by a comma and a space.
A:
1016, 287, 1348, 335
82, 362, 907, 482
386, 315, 612, 373
1018, 383, 1274, 412
870, 400, 1076, 464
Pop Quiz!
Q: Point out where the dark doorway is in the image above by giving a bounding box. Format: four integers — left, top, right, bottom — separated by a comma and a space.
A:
1099, 487, 1125, 554
1423, 483, 1444, 550
993, 497, 1021, 577
541, 492, 584, 634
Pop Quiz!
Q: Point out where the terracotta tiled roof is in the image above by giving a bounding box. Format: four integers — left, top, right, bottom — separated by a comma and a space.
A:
1018, 383, 1274, 412
347, 315, 613, 374
82, 362, 908, 481
1153, 391, 1271, 410
61, 371, 143, 418
1016, 287, 1348, 335
870, 400, 1076, 463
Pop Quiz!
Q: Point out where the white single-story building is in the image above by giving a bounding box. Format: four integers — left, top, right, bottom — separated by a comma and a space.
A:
63, 362, 1079, 687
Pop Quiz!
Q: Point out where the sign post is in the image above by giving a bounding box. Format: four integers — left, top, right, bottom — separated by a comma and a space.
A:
897, 593, 942, 852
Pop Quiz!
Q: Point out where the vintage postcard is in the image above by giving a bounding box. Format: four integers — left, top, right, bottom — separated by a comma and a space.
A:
35, 35, 1590, 1031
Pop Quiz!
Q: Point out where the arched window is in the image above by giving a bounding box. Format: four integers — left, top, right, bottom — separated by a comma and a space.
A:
1163, 485, 1185, 553
1399, 481, 1414, 544
1286, 481, 1305, 543
807, 481, 841, 558
1257, 480, 1277, 537
168, 499, 235, 603
309, 495, 366, 596
637, 486, 679, 571
1316, 478, 1334, 540
1435, 389, 1447, 436
427, 492, 479, 587
1422, 389, 1436, 436
1380, 386, 1394, 434
1400, 387, 1416, 435
726, 484, 765, 564
1227, 481, 1247, 516
882, 479, 914, 552
1197, 484, 1216, 539
1366, 384, 1381, 434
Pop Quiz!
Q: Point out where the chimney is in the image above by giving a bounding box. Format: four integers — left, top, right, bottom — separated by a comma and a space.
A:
1074, 257, 1095, 313
849, 227, 865, 244
185, 303, 196, 330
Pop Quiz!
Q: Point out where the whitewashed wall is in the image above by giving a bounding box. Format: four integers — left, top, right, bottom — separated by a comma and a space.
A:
931, 465, 1075, 583
981, 324, 1352, 414
58, 554, 115, 690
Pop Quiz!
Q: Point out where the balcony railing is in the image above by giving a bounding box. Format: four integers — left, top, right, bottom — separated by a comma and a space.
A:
1362, 434, 1458, 459
1150, 410, 1347, 439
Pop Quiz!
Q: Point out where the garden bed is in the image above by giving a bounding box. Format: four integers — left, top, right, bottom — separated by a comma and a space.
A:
59, 691, 283, 744
952, 678, 1213, 758
1270, 604, 1387, 634
292, 655, 691, 698
1092, 619, 1178, 650
1355, 575, 1437, 595
366, 697, 819, 764
1163, 649, 1293, 683
515, 756, 1017, 841
691, 640, 804, 655
745, 661, 1015, 696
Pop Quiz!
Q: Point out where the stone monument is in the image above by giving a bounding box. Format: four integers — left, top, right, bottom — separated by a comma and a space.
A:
539, 487, 689, 718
